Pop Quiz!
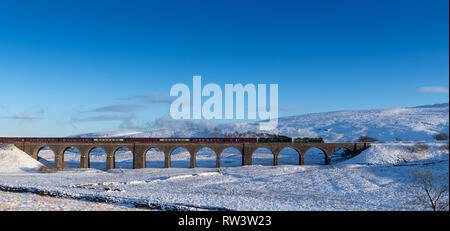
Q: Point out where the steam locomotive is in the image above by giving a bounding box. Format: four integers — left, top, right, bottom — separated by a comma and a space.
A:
0, 137, 324, 143
293, 137, 324, 143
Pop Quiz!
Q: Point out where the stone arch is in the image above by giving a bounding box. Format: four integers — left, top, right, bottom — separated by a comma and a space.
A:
278, 147, 301, 165
62, 146, 81, 168
170, 147, 192, 168
330, 147, 353, 164
252, 147, 275, 166
35, 146, 56, 167
145, 147, 165, 168
194, 147, 217, 168
88, 147, 108, 170
304, 147, 328, 165
113, 147, 134, 169
220, 147, 242, 167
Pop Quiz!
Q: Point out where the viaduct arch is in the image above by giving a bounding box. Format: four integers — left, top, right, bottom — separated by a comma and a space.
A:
12, 141, 370, 170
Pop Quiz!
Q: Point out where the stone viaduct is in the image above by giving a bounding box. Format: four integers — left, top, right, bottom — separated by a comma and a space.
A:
12, 141, 370, 170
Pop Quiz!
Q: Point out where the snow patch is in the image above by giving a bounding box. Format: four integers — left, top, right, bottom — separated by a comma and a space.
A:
339, 143, 449, 165
0, 144, 44, 173
70, 171, 223, 189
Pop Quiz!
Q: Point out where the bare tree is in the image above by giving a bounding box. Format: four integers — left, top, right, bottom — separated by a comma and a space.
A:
411, 168, 449, 211
441, 142, 449, 151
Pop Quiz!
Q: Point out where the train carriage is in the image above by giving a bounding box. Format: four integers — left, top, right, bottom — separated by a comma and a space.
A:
258, 136, 292, 143
191, 138, 257, 143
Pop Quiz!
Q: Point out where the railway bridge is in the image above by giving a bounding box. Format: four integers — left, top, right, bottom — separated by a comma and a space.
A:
10, 140, 370, 170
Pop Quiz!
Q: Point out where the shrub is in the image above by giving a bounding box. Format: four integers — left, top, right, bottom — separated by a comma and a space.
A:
357, 136, 378, 142
434, 133, 449, 141
413, 142, 429, 153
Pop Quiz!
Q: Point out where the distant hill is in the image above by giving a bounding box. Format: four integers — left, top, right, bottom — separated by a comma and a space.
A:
75, 103, 449, 142
413, 103, 449, 108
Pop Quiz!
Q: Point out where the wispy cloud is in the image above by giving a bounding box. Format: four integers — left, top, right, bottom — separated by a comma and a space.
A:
119, 93, 176, 104
85, 103, 149, 113
71, 114, 136, 122
409, 86, 449, 94
0, 114, 43, 120
72, 92, 178, 130
82, 93, 174, 114
35, 109, 46, 115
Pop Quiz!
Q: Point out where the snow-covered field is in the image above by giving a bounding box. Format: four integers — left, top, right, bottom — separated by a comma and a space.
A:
1, 142, 448, 211
0, 190, 145, 211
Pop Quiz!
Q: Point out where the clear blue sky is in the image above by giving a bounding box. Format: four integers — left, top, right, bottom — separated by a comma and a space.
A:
0, 0, 448, 136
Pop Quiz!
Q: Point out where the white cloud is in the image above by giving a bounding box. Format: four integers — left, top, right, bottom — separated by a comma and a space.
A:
0, 115, 42, 120
411, 86, 449, 94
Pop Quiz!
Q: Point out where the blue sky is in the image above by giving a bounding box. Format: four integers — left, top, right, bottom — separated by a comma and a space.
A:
0, 0, 448, 136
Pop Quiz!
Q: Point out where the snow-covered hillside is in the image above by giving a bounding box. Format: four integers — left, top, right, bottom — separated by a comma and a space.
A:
0, 144, 44, 173
75, 103, 449, 142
